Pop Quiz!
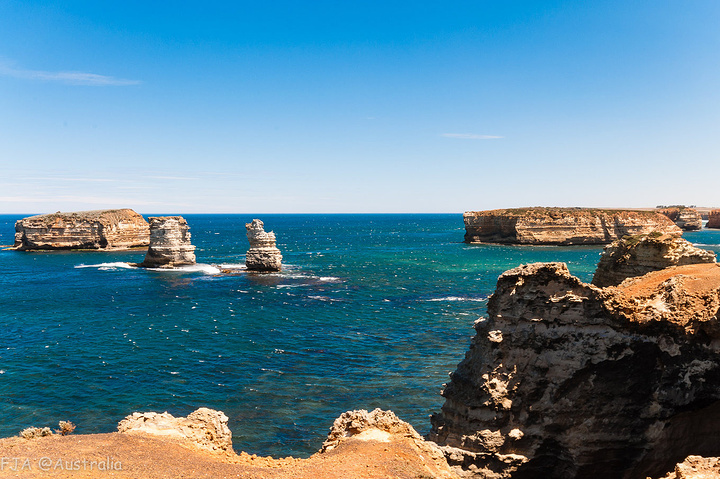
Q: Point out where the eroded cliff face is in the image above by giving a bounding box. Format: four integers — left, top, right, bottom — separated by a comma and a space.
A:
245, 219, 282, 272
463, 208, 682, 245
429, 262, 720, 479
592, 233, 716, 287
13, 209, 149, 250
708, 210, 720, 229
658, 208, 703, 231
140, 216, 196, 268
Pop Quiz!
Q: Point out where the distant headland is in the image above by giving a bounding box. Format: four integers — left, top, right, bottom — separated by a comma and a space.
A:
463, 207, 682, 245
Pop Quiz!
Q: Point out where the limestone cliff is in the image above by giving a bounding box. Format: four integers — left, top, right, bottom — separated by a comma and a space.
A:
245, 219, 282, 272
592, 233, 716, 287
708, 210, 720, 229
463, 208, 681, 245
658, 207, 703, 231
429, 262, 720, 479
139, 216, 196, 268
13, 209, 149, 250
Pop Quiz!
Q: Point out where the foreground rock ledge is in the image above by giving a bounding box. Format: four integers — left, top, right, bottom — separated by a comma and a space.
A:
463, 208, 681, 245
430, 262, 720, 478
13, 209, 149, 251
0, 408, 456, 479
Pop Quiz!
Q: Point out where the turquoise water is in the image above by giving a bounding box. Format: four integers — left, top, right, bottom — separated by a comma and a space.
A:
1, 214, 719, 457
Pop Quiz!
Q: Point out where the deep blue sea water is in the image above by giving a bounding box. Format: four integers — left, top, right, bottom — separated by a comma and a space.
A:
1, 214, 719, 457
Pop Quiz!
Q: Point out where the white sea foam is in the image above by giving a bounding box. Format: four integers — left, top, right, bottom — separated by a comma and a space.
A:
75, 262, 135, 270
219, 263, 247, 270
143, 263, 221, 275
309, 295, 335, 302
318, 276, 341, 282
424, 296, 487, 302
77, 262, 220, 275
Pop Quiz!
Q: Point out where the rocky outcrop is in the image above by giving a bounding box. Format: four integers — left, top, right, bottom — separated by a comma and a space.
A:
139, 216, 196, 268
592, 233, 716, 287
429, 261, 720, 479
463, 208, 681, 245
657, 456, 720, 479
13, 209, 149, 250
708, 210, 720, 229
322, 408, 456, 478
117, 408, 232, 453
658, 208, 703, 231
245, 219, 282, 272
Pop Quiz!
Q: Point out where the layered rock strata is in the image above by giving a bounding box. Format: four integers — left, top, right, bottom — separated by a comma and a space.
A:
708, 210, 720, 229
13, 209, 149, 250
429, 261, 720, 479
463, 208, 681, 245
245, 219, 282, 272
658, 207, 703, 231
139, 216, 196, 268
592, 233, 716, 287
118, 408, 232, 453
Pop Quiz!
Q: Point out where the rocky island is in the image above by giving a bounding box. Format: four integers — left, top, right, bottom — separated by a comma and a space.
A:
657, 207, 703, 231
708, 210, 720, 229
245, 219, 283, 272
463, 208, 681, 245
139, 216, 196, 268
13, 209, 149, 251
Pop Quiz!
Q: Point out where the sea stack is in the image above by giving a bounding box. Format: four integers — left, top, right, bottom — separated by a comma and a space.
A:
463, 208, 681, 245
140, 216, 196, 268
245, 219, 282, 272
708, 210, 720, 229
592, 232, 716, 287
429, 262, 720, 478
658, 207, 703, 231
13, 209, 149, 251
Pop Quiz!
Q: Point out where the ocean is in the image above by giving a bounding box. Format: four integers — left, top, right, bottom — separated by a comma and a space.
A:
1, 214, 719, 457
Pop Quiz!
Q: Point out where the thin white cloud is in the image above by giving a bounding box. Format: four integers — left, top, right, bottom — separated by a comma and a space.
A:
144, 176, 198, 181
0, 195, 165, 205
18, 176, 116, 183
442, 133, 504, 140
0, 61, 141, 86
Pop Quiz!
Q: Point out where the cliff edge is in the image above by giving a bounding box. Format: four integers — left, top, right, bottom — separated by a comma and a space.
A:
13, 209, 149, 251
463, 208, 681, 245
429, 261, 720, 478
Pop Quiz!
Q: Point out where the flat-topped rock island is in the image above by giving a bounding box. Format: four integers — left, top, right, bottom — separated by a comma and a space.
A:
13, 209, 150, 251
463, 207, 682, 245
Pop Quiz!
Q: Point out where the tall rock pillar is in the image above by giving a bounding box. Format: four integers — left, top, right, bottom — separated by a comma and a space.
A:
140, 216, 196, 268
245, 219, 282, 272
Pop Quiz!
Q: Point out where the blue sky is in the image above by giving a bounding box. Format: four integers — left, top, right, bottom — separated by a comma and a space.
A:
1, 1, 718, 213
